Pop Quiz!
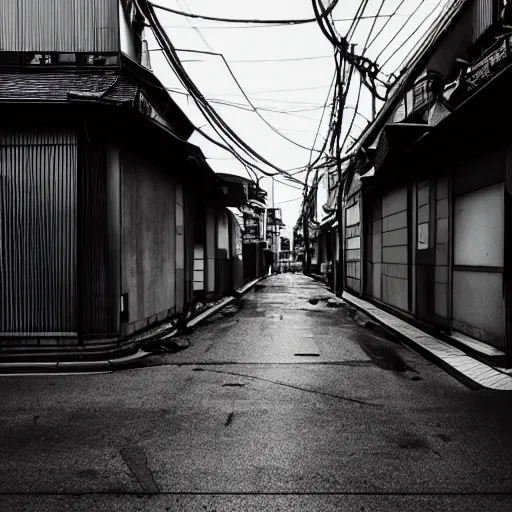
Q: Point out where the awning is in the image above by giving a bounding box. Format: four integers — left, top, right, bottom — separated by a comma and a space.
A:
318, 214, 336, 231
217, 174, 249, 207
374, 122, 432, 172
0, 70, 137, 105
227, 207, 244, 230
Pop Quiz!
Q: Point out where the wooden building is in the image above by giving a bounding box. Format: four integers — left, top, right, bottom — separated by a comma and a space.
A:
340, 0, 512, 365
0, 0, 248, 359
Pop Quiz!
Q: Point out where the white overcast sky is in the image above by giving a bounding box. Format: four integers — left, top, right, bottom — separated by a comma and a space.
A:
146, 0, 450, 232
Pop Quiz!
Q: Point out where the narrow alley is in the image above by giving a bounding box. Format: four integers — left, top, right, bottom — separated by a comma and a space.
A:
2, 274, 512, 511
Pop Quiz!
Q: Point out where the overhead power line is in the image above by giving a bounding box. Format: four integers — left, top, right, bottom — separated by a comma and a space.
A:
158, 14, 409, 30
340, 0, 386, 152
166, 89, 327, 121
365, 0, 410, 52
173, 47, 323, 153
228, 55, 331, 63
276, 196, 303, 205
175, 0, 214, 51
273, 178, 304, 190
380, 0, 444, 70
165, 84, 331, 110
151, 0, 340, 25
138, 0, 309, 186
149, 48, 333, 63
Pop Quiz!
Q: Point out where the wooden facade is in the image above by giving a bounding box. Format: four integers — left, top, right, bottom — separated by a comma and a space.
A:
336, 0, 512, 363
0, 0, 119, 53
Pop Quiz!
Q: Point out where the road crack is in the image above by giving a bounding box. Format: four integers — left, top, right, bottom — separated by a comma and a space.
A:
120, 445, 159, 495
195, 368, 380, 407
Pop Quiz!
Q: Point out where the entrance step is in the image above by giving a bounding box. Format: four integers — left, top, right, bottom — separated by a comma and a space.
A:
448, 331, 505, 364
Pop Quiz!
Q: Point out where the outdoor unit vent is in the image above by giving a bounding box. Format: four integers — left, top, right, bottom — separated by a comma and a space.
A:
374, 130, 390, 171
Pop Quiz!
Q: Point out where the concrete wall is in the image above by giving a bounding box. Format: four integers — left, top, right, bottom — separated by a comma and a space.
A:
105, 145, 121, 333
453, 183, 504, 267
453, 270, 505, 346
206, 206, 216, 296
381, 186, 409, 311
217, 210, 230, 254
121, 150, 177, 335
370, 200, 382, 300
175, 183, 185, 311
434, 178, 450, 318
452, 182, 505, 347
216, 208, 231, 297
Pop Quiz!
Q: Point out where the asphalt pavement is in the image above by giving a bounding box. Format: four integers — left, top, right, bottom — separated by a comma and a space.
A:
1, 274, 512, 511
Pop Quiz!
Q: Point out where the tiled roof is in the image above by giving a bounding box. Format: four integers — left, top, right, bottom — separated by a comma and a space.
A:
0, 71, 138, 103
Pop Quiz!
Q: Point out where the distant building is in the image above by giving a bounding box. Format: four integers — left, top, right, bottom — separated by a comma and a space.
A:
0, 0, 257, 360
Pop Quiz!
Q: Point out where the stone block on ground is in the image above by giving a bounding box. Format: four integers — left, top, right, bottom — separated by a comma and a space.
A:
326, 298, 344, 308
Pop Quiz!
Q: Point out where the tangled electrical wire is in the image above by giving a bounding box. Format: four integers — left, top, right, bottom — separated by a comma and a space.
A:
312, 0, 388, 101
295, 0, 390, 235
137, 0, 317, 188
296, 0, 457, 237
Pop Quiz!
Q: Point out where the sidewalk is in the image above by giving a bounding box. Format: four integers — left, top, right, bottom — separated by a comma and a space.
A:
342, 291, 512, 391
0, 276, 267, 374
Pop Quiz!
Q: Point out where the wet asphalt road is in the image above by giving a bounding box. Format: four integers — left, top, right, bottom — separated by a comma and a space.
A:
1, 274, 512, 511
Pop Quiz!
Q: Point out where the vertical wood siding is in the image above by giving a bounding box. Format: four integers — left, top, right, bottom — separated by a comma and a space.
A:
0, 132, 77, 333
472, 0, 497, 44
0, 0, 119, 52
79, 140, 113, 334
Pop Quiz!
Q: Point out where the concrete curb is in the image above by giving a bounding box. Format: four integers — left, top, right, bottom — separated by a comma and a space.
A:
0, 275, 268, 374
0, 349, 153, 373
234, 275, 267, 298
189, 275, 267, 328
187, 296, 236, 329
341, 291, 512, 391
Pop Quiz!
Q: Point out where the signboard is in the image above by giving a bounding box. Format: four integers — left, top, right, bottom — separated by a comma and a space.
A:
418, 222, 429, 250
